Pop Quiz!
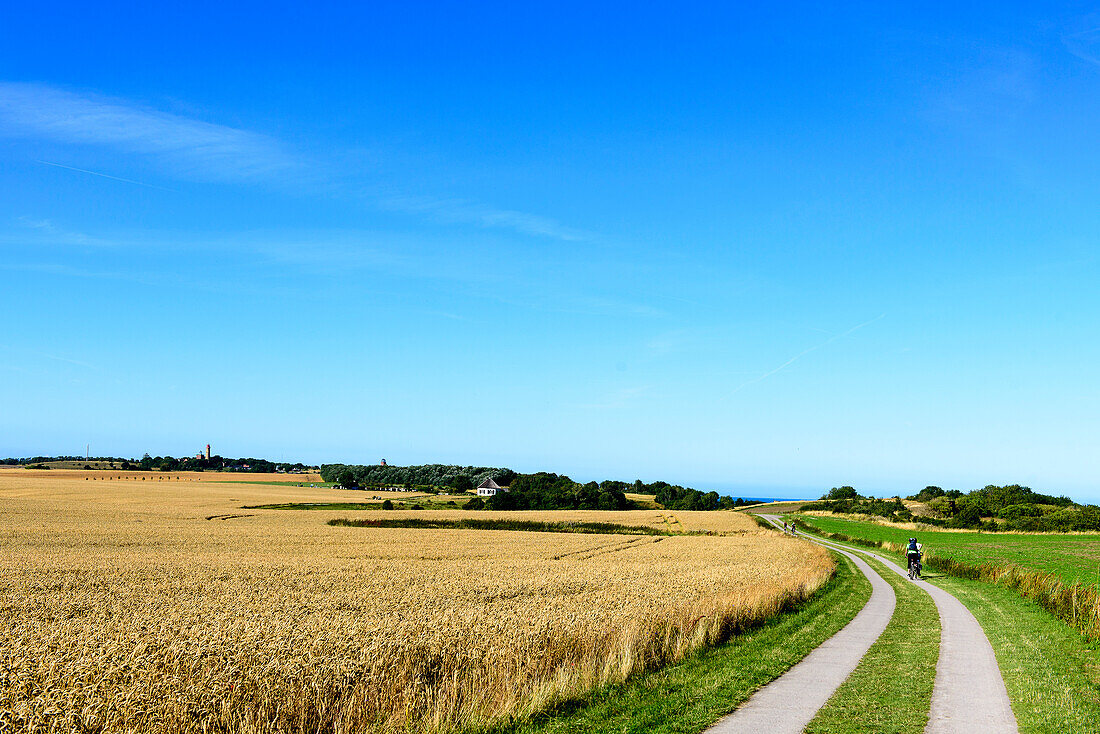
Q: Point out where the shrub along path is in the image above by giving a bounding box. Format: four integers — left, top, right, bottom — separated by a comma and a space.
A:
705, 521, 896, 733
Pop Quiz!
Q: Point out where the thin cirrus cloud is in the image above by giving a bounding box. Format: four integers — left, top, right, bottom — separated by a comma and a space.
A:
378, 195, 592, 242
0, 81, 592, 243
1063, 26, 1100, 66
719, 313, 886, 401
0, 82, 295, 181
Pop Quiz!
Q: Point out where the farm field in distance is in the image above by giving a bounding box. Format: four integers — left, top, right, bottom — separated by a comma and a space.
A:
0, 468, 833, 733
794, 513, 1100, 587
5, 466, 325, 483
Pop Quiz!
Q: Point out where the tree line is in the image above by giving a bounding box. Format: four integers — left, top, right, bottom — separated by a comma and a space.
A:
2, 455, 133, 465
2, 454, 316, 473
803, 484, 1097, 532
321, 463, 756, 512
320, 464, 518, 491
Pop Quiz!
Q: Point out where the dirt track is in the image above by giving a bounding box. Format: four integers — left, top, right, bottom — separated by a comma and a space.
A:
805, 531, 1017, 733
705, 532, 895, 733
706, 514, 1018, 733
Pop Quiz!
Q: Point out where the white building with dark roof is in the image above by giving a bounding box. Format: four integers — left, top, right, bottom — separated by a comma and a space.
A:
476, 478, 510, 497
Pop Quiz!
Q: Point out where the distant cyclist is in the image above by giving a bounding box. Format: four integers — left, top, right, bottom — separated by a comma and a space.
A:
906, 537, 923, 579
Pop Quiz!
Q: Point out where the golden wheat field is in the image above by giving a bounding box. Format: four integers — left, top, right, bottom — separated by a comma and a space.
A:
0, 468, 834, 733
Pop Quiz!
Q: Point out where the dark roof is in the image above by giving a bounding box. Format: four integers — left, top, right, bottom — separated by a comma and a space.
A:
477, 478, 503, 489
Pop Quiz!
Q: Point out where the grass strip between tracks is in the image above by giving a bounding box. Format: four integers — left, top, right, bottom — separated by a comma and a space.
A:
483, 550, 870, 734
805, 553, 939, 734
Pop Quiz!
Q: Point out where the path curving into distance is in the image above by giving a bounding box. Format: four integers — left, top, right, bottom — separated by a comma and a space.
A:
705, 519, 896, 734
799, 527, 1018, 734
708, 514, 1019, 734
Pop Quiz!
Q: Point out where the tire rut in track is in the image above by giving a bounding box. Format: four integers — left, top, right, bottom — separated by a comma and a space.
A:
705, 516, 896, 734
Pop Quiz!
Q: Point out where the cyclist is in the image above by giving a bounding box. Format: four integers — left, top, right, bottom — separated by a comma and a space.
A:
905, 537, 923, 579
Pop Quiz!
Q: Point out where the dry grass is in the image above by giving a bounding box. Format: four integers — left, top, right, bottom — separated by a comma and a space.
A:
0, 469, 833, 733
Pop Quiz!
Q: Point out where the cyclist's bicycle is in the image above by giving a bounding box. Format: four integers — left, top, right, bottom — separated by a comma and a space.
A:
907, 555, 922, 580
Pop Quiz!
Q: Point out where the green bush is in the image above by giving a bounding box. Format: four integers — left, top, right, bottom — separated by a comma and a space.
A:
800, 497, 907, 521
1000, 503, 1040, 520
949, 504, 982, 528
822, 486, 860, 500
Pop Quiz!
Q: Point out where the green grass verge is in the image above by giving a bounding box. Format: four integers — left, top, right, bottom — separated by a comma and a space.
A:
930, 575, 1100, 733
484, 551, 870, 734
792, 514, 1100, 586
749, 514, 776, 530
806, 554, 939, 734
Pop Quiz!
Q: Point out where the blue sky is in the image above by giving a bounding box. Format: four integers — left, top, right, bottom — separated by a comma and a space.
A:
2, 2, 1099, 501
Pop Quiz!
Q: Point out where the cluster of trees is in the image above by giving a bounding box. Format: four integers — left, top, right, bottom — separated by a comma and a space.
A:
1, 454, 316, 473
2, 455, 131, 466
133, 454, 314, 473
319, 464, 517, 491
480, 473, 632, 511
476, 473, 751, 511
908, 484, 1070, 511
618, 479, 749, 510
802, 487, 911, 521
652, 484, 746, 510
321, 463, 754, 512
905, 485, 1095, 531
805, 484, 1098, 532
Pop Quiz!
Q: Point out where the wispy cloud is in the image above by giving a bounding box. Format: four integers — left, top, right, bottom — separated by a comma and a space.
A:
923, 47, 1036, 127
0, 343, 97, 370
15, 217, 56, 231
1, 82, 593, 242
0, 82, 295, 181
378, 195, 592, 242
30, 349, 97, 370
36, 159, 176, 191
1063, 26, 1100, 66
645, 329, 692, 356
0, 259, 161, 285
3, 217, 115, 248
479, 290, 665, 319
244, 235, 415, 277
720, 314, 886, 400
578, 385, 652, 410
